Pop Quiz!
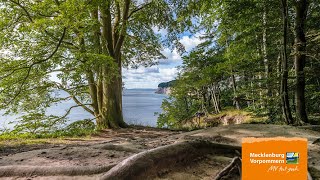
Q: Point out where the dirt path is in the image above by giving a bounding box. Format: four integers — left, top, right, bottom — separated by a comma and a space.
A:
0, 124, 319, 179
0, 127, 180, 167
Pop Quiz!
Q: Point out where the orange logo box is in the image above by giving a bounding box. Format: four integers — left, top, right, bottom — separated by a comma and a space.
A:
242, 138, 307, 180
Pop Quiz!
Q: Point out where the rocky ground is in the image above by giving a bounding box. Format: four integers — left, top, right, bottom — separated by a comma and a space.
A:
0, 124, 319, 180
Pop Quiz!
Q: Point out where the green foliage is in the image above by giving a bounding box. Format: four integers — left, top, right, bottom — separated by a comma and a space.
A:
62, 119, 95, 136
12, 111, 64, 134
0, 0, 178, 130
158, 80, 177, 88
157, 43, 229, 129
1, 0, 319, 131
158, 0, 320, 128
157, 97, 199, 128
0, 119, 96, 140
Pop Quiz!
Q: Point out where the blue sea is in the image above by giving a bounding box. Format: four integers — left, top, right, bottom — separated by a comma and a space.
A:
122, 89, 167, 126
0, 89, 167, 130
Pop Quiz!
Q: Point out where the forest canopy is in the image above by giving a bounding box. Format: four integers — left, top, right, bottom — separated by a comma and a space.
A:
0, 0, 319, 132
158, 0, 320, 129
0, 0, 178, 131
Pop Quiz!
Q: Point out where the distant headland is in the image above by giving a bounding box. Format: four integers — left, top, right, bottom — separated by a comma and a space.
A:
155, 80, 176, 94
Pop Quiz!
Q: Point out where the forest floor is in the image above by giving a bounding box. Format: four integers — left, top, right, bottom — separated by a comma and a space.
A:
0, 124, 319, 179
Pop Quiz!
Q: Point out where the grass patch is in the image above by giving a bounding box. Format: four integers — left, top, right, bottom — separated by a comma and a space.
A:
0, 129, 96, 140
0, 131, 96, 147
0, 138, 63, 147
0, 120, 97, 147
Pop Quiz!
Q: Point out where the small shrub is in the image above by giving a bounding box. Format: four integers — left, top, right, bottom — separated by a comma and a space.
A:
62, 119, 96, 136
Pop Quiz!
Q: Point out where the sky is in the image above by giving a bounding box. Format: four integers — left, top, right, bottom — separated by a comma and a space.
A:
47, 28, 204, 89
123, 30, 204, 89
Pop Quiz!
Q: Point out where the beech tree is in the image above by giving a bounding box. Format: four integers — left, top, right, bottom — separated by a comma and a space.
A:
294, 0, 309, 123
281, 0, 294, 124
0, 0, 174, 129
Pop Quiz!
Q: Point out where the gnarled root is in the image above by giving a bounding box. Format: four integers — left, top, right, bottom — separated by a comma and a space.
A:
101, 140, 241, 180
214, 157, 241, 180
0, 164, 115, 177
0, 140, 241, 179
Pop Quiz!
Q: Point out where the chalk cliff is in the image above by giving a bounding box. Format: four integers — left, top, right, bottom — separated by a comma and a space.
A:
155, 80, 176, 94
155, 87, 171, 94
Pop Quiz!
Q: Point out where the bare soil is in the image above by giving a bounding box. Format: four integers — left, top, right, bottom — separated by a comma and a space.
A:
0, 124, 319, 180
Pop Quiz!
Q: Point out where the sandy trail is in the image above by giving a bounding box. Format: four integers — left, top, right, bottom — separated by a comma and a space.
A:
0, 124, 319, 179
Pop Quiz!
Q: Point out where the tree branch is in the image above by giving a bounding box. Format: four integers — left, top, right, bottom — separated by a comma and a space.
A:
8, 0, 73, 48
101, 0, 115, 56
45, 30, 75, 47
114, 0, 131, 57
70, 95, 95, 115
6, 28, 66, 105
128, 2, 151, 19
113, 1, 121, 48
50, 103, 93, 126
56, 83, 95, 115
9, 0, 34, 22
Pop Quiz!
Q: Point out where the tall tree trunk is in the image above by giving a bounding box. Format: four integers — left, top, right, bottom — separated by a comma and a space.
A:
294, 0, 309, 123
104, 66, 126, 128
262, 4, 273, 118
211, 84, 221, 113
88, 8, 102, 125
95, 0, 131, 129
250, 77, 256, 109
281, 0, 294, 124
184, 96, 189, 113
97, 55, 127, 129
225, 39, 240, 110
231, 72, 240, 110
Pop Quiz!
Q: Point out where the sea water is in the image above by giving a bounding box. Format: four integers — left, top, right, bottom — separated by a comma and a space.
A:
0, 89, 167, 130
123, 89, 167, 127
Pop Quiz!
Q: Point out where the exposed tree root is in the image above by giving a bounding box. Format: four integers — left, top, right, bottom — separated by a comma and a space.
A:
0, 164, 115, 177
1, 139, 316, 180
213, 156, 315, 180
0, 140, 240, 179
308, 171, 313, 180
312, 138, 320, 145
101, 140, 241, 180
309, 166, 320, 180
214, 157, 241, 180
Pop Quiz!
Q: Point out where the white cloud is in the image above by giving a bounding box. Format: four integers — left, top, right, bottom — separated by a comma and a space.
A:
179, 32, 204, 51
152, 26, 168, 36
123, 67, 178, 89
123, 32, 204, 89
126, 66, 159, 75
158, 48, 181, 65
159, 68, 178, 80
